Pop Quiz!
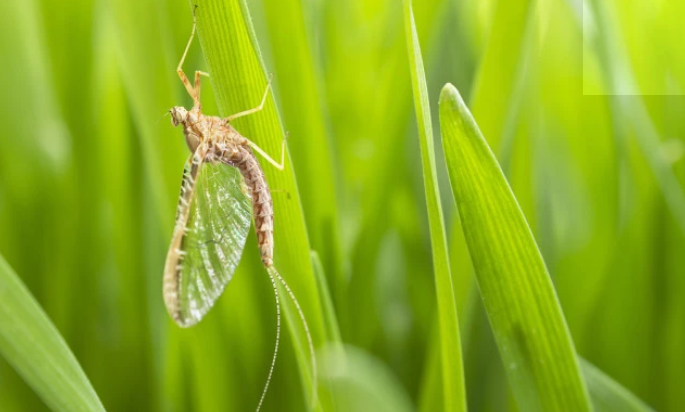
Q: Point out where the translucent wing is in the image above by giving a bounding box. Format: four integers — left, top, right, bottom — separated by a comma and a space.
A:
163, 147, 253, 327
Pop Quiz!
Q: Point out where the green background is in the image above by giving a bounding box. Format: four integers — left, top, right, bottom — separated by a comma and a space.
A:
0, 0, 682, 410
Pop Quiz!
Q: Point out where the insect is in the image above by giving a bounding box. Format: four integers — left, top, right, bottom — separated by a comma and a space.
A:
162, 9, 316, 411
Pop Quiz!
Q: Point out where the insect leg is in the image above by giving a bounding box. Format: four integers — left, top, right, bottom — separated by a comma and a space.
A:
177, 6, 200, 106
247, 134, 286, 171
194, 71, 210, 102
225, 74, 274, 122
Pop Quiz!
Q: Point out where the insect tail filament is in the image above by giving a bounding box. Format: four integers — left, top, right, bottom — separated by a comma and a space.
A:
256, 267, 281, 412
267, 266, 318, 409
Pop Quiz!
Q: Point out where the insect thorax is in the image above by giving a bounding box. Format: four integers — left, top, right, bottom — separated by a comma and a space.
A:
177, 110, 246, 155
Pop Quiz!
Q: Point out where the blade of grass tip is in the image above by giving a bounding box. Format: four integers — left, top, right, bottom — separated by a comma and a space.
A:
192, 0, 326, 406
580, 358, 656, 412
0, 254, 106, 412
439, 83, 592, 412
403, 2, 467, 411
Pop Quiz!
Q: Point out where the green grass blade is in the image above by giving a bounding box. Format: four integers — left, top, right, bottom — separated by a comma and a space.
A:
311, 251, 344, 412
581, 358, 656, 412
192, 0, 326, 406
311, 251, 342, 345
0, 255, 106, 412
403, 2, 467, 411
439, 83, 592, 412
418, 325, 443, 412
260, 0, 344, 298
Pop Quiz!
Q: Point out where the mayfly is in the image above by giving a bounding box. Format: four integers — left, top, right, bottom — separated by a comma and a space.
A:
162, 9, 316, 411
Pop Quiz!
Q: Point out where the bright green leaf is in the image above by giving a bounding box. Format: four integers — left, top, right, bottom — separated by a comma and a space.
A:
439, 82, 592, 412
311, 251, 342, 345
0, 255, 106, 412
403, 2, 467, 411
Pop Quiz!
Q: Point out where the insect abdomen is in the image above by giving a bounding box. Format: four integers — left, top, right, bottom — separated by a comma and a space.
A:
232, 147, 274, 267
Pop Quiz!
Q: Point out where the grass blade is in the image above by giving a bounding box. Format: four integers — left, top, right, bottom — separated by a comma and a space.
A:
403, 2, 467, 411
581, 359, 656, 412
311, 251, 342, 345
260, 0, 344, 298
0, 255, 105, 412
439, 83, 591, 412
192, 0, 326, 406
311, 251, 344, 411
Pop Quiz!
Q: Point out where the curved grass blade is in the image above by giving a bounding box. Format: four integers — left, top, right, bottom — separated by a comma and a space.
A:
439, 83, 592, 412
581, 358, 656, 412
403, 2, 467, 411
0, 255, 106, 412
190, 0, 326, 405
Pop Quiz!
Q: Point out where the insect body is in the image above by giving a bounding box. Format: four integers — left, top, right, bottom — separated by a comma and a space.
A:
163, 19, 285, 327
162, 10, 315, 412
163, 110, 280, 325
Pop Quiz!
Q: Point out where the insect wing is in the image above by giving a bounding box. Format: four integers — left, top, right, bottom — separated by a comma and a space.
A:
164, 151, 253, 327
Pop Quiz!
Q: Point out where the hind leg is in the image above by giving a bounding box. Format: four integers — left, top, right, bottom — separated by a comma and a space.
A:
246, 132, 287, 171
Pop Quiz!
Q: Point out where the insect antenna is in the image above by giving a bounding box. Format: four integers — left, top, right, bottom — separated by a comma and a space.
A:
156, 110, 171, 125
267, 266, 318, 408
256, 266, 282, 412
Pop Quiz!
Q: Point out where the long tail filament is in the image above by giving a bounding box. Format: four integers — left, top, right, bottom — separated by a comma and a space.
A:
256, 268, 281, 412
267, 266, 318, 409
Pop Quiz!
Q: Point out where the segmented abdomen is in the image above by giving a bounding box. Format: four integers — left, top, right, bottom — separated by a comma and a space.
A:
228, 145, 274, 267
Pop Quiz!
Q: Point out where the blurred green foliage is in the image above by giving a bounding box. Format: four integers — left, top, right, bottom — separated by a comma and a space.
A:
0, 0, 683, 411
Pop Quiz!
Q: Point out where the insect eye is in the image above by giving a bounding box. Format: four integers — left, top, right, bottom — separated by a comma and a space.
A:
170, 107, 188, 127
